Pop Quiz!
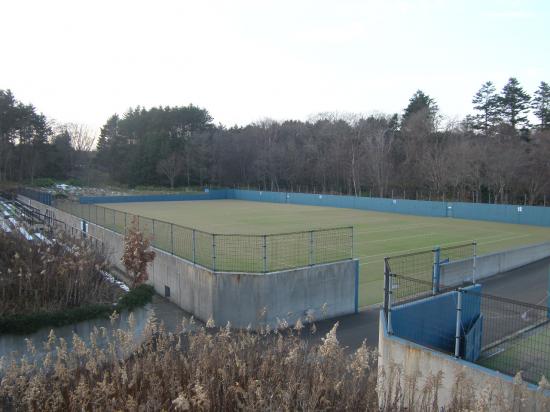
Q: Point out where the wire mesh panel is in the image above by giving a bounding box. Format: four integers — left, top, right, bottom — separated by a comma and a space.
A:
136, 215, 153, 239
267, 231, 310, 271
312, 227, 353, 265
391, 274, 434, 306
386, 250, 434, 283
172, 225, 194, 262
104, 208, 116, 232
440, 242, 475, 263
216, 234, 264, 272
113, 210, 127, 234
194, 230, 214, 269
463, 290, 550, 384
152, 220, 173, 253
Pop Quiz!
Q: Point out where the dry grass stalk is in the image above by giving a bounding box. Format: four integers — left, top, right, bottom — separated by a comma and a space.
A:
0, 228, 121, 315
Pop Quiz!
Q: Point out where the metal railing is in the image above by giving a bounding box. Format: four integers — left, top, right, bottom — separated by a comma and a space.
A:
54, 199, 354, 273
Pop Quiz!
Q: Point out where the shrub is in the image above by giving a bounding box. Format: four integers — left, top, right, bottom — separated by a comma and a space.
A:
122, 217, 155, 288
29, 177, 56, 187
0, 284, 154, 335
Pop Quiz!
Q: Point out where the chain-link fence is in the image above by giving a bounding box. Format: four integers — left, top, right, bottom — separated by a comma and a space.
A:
383, 242, 476, 304
463, 289, 550, 384
383, 245, 550, 384
54, 199, 354, 273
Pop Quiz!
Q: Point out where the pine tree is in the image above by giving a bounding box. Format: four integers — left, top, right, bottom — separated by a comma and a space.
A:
401, 90, 439, 133
471, 81, 500, 134
499, 77, 531, 130
532, 81, 550, 130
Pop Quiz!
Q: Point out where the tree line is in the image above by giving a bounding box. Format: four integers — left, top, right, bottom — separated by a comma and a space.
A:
1, 77, 549, 204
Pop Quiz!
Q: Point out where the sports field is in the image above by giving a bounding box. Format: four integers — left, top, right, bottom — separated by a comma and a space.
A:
99, 199, 550, 307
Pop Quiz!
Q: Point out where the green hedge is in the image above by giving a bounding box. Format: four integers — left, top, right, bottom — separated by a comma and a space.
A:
0, 284, 155, 335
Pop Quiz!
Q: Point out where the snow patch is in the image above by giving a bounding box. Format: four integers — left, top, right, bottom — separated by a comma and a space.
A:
19, 227, 33, 240
101, 270, 130, 292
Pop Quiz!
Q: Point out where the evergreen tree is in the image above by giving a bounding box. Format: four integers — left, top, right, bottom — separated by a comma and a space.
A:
471, 81, 500, 134
401, 90, 439, 134
532, 81, 550, 130
402, 90, 439, 122
499, 77, 531, 130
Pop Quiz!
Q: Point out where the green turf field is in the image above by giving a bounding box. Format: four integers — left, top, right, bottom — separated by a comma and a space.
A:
99, 199, 550, 307
479, 323, 550, 384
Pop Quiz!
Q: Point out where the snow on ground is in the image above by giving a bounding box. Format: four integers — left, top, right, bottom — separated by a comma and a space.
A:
18, 226, 33, 240
101, 271, 130, 292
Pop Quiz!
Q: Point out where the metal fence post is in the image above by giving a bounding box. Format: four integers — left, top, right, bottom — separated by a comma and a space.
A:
351, 226, 354, 258
472, 241, 477, 283
124, 212, 127, 233
263, 235, 267, 273
432, 246, 441, 294
192, 229, 196, 264
387, 271, 393, 335
170, 223, 174, 254
309, 230, 315, 266
455, 289, 463, 358
212, 234, 216, 271
383, 258, 390, 317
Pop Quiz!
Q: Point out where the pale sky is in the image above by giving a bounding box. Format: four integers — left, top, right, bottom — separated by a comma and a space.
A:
1, 0, 548, 134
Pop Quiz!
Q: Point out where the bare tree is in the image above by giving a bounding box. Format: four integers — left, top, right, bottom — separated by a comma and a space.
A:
362, 117, 394, 197
157, 152, 185, 188
63, 123, 97, 152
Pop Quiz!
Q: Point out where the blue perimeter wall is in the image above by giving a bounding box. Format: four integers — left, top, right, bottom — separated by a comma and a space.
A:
230, 189, 550, 226
78, 189, 550, 227
391, 284, 481, 355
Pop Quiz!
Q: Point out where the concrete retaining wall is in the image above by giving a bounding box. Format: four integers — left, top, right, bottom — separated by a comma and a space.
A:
378, 311, 549, 410
19, 195, 358, 328
440, 242, 550, 287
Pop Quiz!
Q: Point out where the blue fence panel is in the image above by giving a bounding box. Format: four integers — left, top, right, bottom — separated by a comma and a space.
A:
463, 314, 483, 362
229, 189, 550, 227
230, 189, 287, 204
79, 189, 229, 204
392, 284, 481, 354
452, 202, 550, 227
355, 197, 448, 217
18, 188, 52, 206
